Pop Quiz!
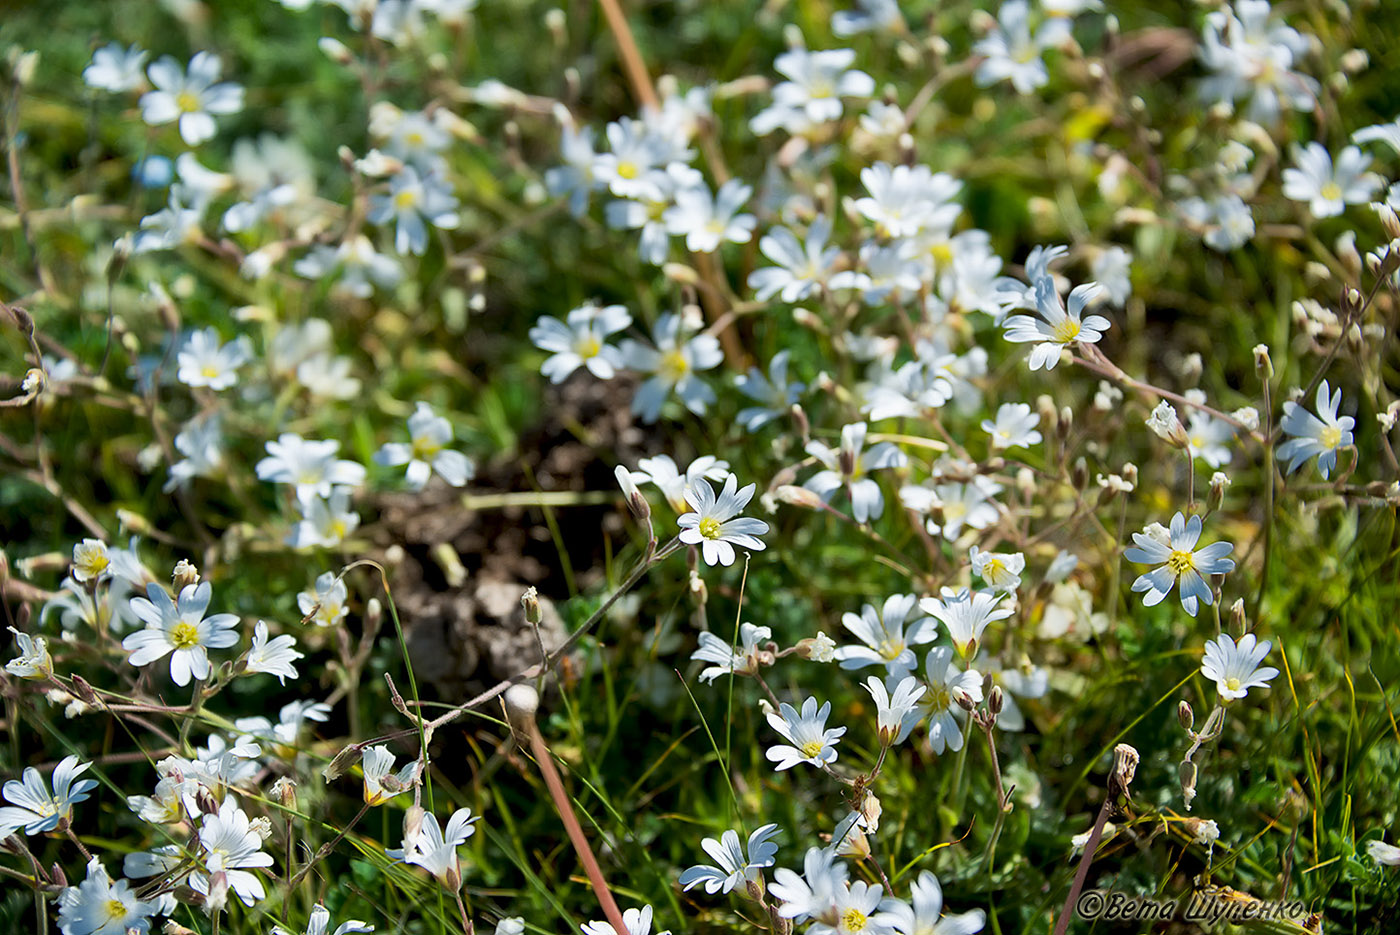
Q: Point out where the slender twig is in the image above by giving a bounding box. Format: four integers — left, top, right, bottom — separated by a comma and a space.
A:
594, 0, 658, 110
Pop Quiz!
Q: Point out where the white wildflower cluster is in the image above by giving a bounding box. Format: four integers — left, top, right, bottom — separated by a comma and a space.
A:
5, 0, 1400, 933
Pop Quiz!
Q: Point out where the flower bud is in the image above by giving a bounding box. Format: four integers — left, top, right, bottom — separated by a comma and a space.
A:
172, 559, 200, 592
987, 685, 1004, 716
774, 484, 825, 510
795, 632, 836, 663
1179, 760, 1199, 811
1208, 472, 1230, 512
1145, 401, 1190, 450
613, 466, 650, 523
953, 689, 976, 713
323, 744, 364, 782
271, 776, 297, 809
521, 587, 541, 625
1252, 344, 1273, 379
1110, 743, 1139, 800
1230, 598, 1246, 636
403, 804, 425, 844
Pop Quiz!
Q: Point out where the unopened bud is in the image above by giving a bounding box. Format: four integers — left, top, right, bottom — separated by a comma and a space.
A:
171, 559, 199, 592
204, 868, 229, 916
1208, 472, 1230, 512
1377, 204, 1400, 241
1110, 743, 1139, 800
1146, 401, 1190, 449
503, 683, 541, 738
271, 776, 297, 809
1058, 406, 1074, 442
403, 804, 425, 844
795, 632, 837, 663
164, 921, 198, 935
1179, 760, 1199, 811
323, 744, 364, 782
195, 786, 220, 817
1071, 457, 1088, 491
1036, 394, 1058, 435
614, 465, 651, 523
774, 484, 825, 509
69, 675, 99, 706
521, 587, 541, 625
1178, 700, 1194, 731
1252, 344, 1273, 379
1230, 598, 1246, 636
318, 36, 354, 65
987, 685, 1004, 716
954, 689, 976, 713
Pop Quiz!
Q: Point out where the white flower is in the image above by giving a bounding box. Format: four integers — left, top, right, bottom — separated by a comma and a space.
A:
1185, 404, 1236, 469
257, 434, 366, 503
56, 856, 159, 935
530, 302, 632, 384
299, 572, 350, 627
1278, 380, 1354, 479
581, 905, 670, 935
1091, 246, 1133, 306
126, 773, 199, 826
1353, 119, 1400, 156
1197, 0, 1319, 124
864, 675, 926, 745
592, 116, 672, 200
177, 327, 251, 391
271, 904, 375, 935
368, 166, 461, 255
832, 594, 936, 673
389, 807, 480, 886
190, 797, 274, 907
1367, 839, 1400, 867
974, 0, 1057, 94
619, 312, 724, 422
854, 163, 961, 239
749, 216, 841, 302
0, 755, 98, 837
294, 235, 403, 297
245, 621, 303, 685
900, 478, 1002, 540
735, 350, 805, 431
970, 547, 1025, 592
751, 48, 874, 133
287, 487, 361, 550
6, 627, 53, 679
765, 696, 846, 770
631, 454, 729, 513
139, 52, 244, 145
360, 746, 419, 805
804, 422, 907, 523
1201, 633, 1278, 701
981, 403, 1042, 450
84, 43, 149, 93
679, 824, 781, 894
677, 475, 769, 567
919, 588, 1013, 660
1281, 143, 1380, 219
663, 179, 757, 252
545, 118, 601, 217
1002, 276, 1110, 370
1124, 512, 1235, 616
692, 622, 771, 683
833, 0, 903, 37
919, 647, 982, 755
882, 870, 986, 935
769, 847, 848, 923
69, 538, 110, 583
166, 413, 226, 491
123, 582, 240, 686
375, 402, 474, 489
1145, 400, 1189, 448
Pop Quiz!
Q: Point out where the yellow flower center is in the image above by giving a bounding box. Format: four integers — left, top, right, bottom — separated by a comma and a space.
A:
1319, 181, 1343, 202
1051, 317, 1082, 344
201, 364, 221, 379
984, 558, 1005, 580
801, 740, 826, 758
1319, 425, 1343, 449
877, 638, 905, 661
929, 242, 953, 267
329, 519, 348, 542
574, 335, 602, 359
1166, 550, 1195, 575
105, 899, 128, 922
697, 516, 722, 540
169, 621, 201, 649
927, 686, 950, 711
1224, 676, 1241, 692
660, 349, 690, 381
405, 131, 425, 147
394, 188, 419, 210
617, 161, 639, 180
842, 907, 869, 932
175, 90, 201, 113
809, 79, 835, 100
410, 436, 442, 461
